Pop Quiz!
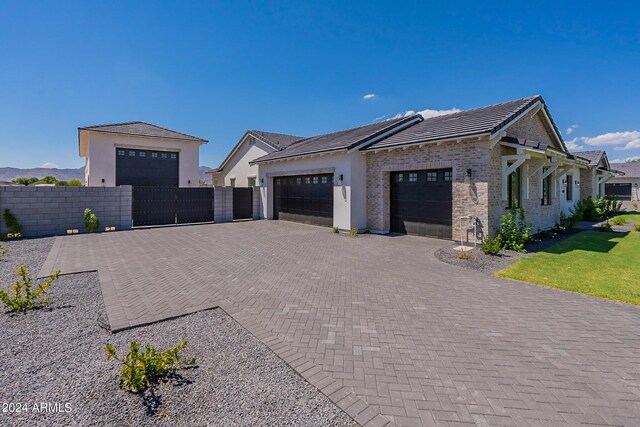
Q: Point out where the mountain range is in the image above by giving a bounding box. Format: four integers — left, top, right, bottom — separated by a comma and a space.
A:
0, 166, 213, 183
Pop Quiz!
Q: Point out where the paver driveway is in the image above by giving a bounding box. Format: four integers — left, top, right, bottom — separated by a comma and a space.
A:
40, 221, 640, 426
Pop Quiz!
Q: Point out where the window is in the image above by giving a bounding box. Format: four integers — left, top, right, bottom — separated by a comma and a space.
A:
305, 177, 310, 184
426, 172, 437, 182
139, 151, 146, 157
321, 176, 328, 184
151, 152, 158, 158
248, 177, 256, 187
230, 178, 236, 187
313, 176, 319, 184
394, 173, 404, 183
117, 149, 125, 156
507, 164, 521, 209
296, 177, 301, 184
566, 175, 573, 201
170, 153, 177, 159
161, 153, 168, 159
542, 171, 551, 206
443, 171, 452, 182
129, 151, 136, 156
409, 172, 418, 182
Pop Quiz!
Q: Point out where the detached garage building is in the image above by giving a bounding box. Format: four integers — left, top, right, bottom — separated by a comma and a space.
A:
251, 96, 602, 242
79, 122, 207, 187
607, 162, 639, 201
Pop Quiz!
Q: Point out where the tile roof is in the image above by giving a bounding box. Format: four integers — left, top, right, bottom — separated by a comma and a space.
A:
363, 96, 555, 150
79, 121, 207, 143
610, 162, 640, 178
573, 150, 605, 166
500, 135, 549, 151
252, 115, 420, 163
248, 130, 304, 150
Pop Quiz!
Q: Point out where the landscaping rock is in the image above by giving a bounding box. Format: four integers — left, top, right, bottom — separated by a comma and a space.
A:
0, 238, 355, 427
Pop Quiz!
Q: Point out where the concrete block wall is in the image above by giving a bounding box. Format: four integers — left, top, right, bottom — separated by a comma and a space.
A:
252, 187, 260, 220
0, 186, 132, 237
213, 186, 234, 223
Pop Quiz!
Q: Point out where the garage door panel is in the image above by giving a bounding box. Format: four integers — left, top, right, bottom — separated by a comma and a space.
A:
116, 148, 178, 187
605, 183, 631, 201
274, 174, 333, 227
391, 169, 452, 239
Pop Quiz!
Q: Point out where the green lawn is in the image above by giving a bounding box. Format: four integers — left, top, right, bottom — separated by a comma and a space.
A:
610, 212, 640, 225
497, 231, 640, 305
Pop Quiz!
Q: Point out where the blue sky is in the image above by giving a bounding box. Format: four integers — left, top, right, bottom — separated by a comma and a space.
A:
1, 1, 639, 169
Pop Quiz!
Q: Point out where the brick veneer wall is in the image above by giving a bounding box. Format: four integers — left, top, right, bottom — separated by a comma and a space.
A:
365, 138, 490, 242
0, 186, 132, 237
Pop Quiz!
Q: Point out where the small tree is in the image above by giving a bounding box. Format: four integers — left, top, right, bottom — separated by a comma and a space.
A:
2, 209, 22, 237
84, 208, 100, 233
0, 266, 61, 313
499, 208, 532, 252
68, 179, 83, 187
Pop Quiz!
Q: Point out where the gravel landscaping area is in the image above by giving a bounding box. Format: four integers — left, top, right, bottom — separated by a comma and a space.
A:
0, 238, 356, 427
434, 230, 583, 275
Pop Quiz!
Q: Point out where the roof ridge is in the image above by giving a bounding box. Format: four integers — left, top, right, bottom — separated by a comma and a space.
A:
249, 129, 304, 139
419, 95, 540, 122
79, 121, 207, 142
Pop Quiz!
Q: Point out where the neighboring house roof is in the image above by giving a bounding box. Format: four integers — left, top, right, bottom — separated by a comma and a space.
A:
573, 150, 610, 168
363, 95, 565, 151
610, 162, 640, 178
78, 121, 208, 143
210, 130, 305, 174
251, 115, 422, 164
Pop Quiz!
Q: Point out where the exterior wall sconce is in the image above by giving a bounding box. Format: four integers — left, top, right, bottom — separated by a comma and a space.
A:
466, 169, 472, 178
575, 180, 580, 186
338, 174, 344, 184
260, 178, 264, 184
188, 180, 191, 185
101, 178, 105, 186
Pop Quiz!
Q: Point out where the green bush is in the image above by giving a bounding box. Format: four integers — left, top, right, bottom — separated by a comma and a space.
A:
635, 223, 640, 232
2, 209, 22, 237
598, 221, 612, 232
0, 266, 61, 313
349, 228, 358, 237
499, 208, 532, 252
332, 226, 339, 234
104, 341, 196, 394
84, 208, 100, 233
481, 234, 502, 255
610, 216, 627, 226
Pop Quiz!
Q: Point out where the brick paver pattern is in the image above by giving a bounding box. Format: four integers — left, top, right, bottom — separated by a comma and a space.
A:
40, 221, 640, 426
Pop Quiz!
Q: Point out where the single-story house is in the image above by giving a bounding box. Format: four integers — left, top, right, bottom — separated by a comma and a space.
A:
207, 130, 303, 187
606, 162, 640, 201
250, 95, 612, 241
571, 150, 618, 201
79, 122, 207, 187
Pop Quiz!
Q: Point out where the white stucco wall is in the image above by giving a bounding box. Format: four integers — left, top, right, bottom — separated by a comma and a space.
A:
218, 137, 273, 187
257, 151, 367, 230
82, 132, 201, 187
559, 166, 581, 215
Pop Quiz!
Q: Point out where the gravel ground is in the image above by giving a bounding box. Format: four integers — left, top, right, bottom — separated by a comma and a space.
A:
0, 238, 356, 427
434, 230, 583, 275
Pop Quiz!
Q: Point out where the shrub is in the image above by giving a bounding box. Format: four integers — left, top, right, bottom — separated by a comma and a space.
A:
332, 226, 339, 234
610, 216, 627, 226
481, 234, 502, 255
0, 242, 7, 260
84, 208, 100, 233
457, 249, 477, 260
598, 221, 612, 232
349, 227, 358, 237
635, 223, 640, 232
499, 208, 532, 252
104, 341, 196, 394
2, 209, 22, 237
0, 266, 61, 313
602, 195, 623, 215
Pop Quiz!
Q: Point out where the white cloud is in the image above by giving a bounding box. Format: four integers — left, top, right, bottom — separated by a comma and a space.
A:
565, 124, 578, 135
363, 94, 376, 100
610, 155, 640, 163
40, 162, 59, 169
391, 107, 461, 120
564, 138, 583, 151
569, 131, 640, 151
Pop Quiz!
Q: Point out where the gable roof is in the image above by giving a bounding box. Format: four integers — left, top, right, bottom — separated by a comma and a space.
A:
210, 130, 304, 173
573, 150, 609, 168
79, 121, 208, 143
363, 95, 565, 151
249, 130, 304, 150
251, 115, 422, 164
610, 162, 640, 178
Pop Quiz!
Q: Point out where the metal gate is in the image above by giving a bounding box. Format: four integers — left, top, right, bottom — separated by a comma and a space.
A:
132, 187, 214, 227
233, 187, 253, 220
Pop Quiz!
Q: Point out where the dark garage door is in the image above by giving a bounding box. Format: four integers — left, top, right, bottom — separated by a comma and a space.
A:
390, 169, 452, 239
605, 183, 632, 201
273, 174, 333, 227
116, 148, 178, 187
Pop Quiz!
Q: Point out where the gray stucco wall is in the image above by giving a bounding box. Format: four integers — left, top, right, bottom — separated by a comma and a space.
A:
0, 186, 132, 237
